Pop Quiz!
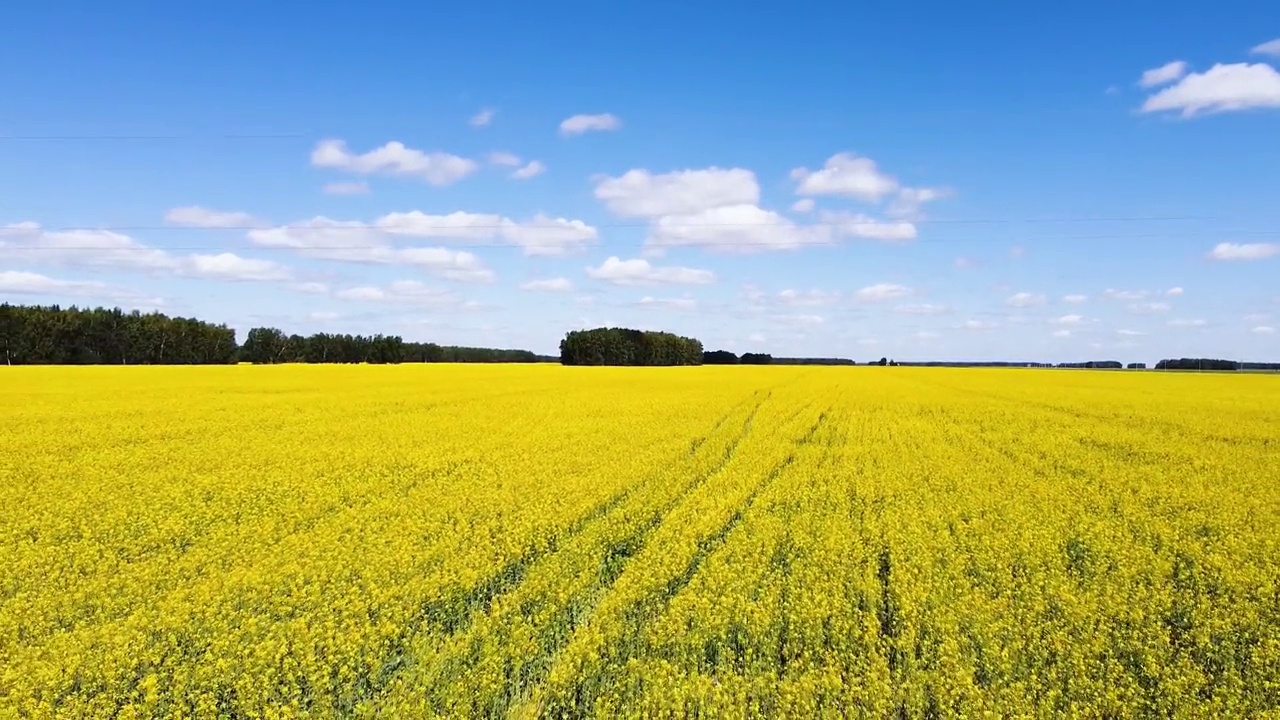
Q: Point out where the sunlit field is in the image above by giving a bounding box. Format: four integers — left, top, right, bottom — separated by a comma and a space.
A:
2, 365, 1278, 718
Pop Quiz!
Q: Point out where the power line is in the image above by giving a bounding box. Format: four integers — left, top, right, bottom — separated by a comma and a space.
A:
17, 215, 1264, 233
3, 229, 1278, 252
0, 133, 306, 141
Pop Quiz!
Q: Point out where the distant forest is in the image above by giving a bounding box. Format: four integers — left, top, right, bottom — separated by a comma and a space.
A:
1, 303, 1276, 371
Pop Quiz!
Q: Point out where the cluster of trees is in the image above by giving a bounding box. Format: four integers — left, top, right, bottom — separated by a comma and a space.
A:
1, 303, 237, 365
1155, 358, 1280, 371
559, 327, 703, 366
239, 328, 405, 364
0, 303, 552, 366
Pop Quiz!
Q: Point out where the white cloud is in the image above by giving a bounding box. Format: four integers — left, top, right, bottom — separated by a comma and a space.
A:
1208, 242, 1280, 260
648, 204, 826, 253
470, 109, 495, 127
585, 256, 715, 286
1129, 301, 1171, 314
1141, 63, 1280, 117
895, 303, 949, 315
777, 289, 840, 307
2, 222, 290, 283
1166, 286, 1184, 296
963, 319, 998, 330
887, 187, 949, 219
1052, 329, 1072, 338
915, 330, 939, 339
322, 181, 371, 196
310, 139, 478, 185
1009, 246, 1026, 258
790, 198, 815, 213
1244, 312, 1270, 323
292, 282, 329, 295
1117, 329, 1146, 336
770, 313, 824, 326
637, 296, 697, 311
0, 270, 152, 303
791, 153, 899, 201
259, 211, 596, 260
488, 151, 522, 167
334, 280, 459, 307
1102, 288, 1150, 301
520, 277, 573, 293
1006, 292, 1046, 308
593, 167, 759, 218
1052, 314, 1084, 326
1251, 39, 1280, 58
1063, 294, 1088, 304
954, 257, 975, 269
820, 211, 917, 242
184, 253, 292, 282
249, 217, 494, 281
1139, 60, 1189, 88
510, 161, 546, 180
165, 206, 261, 228
856, 283, 913, 302
1253, 325, 1277, 335
559, 113, 621, 136
1168, 318, 1207, 327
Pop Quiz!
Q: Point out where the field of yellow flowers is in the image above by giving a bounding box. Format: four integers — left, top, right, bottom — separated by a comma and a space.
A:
2, 364, 1278, 718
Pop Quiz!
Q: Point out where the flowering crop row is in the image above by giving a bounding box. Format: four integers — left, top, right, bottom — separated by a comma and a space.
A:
1, 365, 1277, 717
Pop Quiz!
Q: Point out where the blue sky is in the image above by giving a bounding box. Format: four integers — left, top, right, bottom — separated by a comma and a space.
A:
2, 1, 1278, 362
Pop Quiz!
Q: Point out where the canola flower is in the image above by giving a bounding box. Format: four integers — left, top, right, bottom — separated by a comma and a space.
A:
1, 364, 1278, 718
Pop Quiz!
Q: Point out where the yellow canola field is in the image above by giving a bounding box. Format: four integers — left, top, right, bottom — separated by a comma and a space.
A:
1, 365, 1278, 719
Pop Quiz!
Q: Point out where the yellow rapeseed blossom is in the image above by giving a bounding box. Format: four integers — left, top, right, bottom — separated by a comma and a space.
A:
1, 364, 1278, 718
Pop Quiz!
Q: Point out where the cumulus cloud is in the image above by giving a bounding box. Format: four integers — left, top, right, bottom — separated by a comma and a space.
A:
585, 257, 715, 286
510, 161, 546, 180
790, 198, 815, 213
820, 211, 917, 242
856, 283, 913, 302
1139, 60, 1189, 88
1141, 63, 1280, 117
1253, 325, 1277, 335
1063, 294, 1088, 304
488, 152, 522, 167
637, 296, 697, 311
520, 277, 573, 293
1, 222, 291, 282
791, 153, 899, 202
1117, 329, 1146, 336
594, 167, 759, 218
1052, 314, 1084, 326
963, 319, 998, 330
292, 282, 329, 295
333, 280, 462, 307
185, 253, 293, 282
648, 204, 827, 253
1006, 292, 1046, 308
1251, 39, 1280, 58
1208, 242, 1280, 260
1129, 301, 1171, 314
887, 186, 950, 219
310, 139, 478, 185
255, 211, 597, 261
248, 217, 494, 281
322, 181, 371, 196
0, 270, 159, 305
1166, 286, 1185, 296
777, 289, 840, 307
895, 303, 949, 315
559, 113, 621, 136
165, 206, 262, 228
1102, 288, 1150, 301
1052, 329, 1072, 338
470, 109, 495, 127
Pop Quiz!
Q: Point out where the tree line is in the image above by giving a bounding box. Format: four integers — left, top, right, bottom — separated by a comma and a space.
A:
559, 327, 703, 366
0, 303, 553, 365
